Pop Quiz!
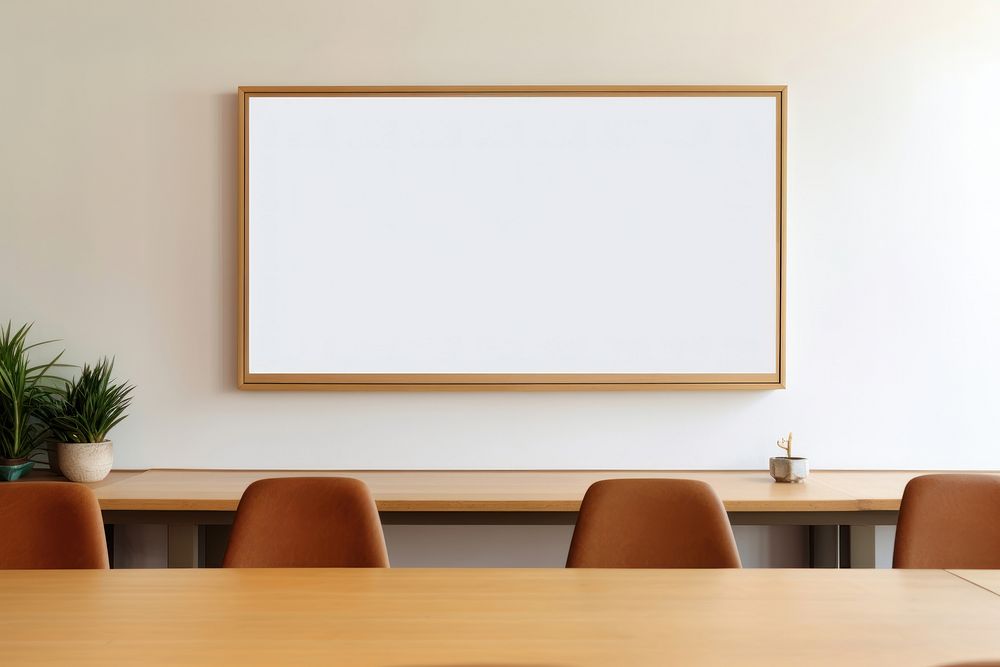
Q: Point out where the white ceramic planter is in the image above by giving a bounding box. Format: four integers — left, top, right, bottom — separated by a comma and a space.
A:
57, 440, 113, 483
769, 456, 809, 483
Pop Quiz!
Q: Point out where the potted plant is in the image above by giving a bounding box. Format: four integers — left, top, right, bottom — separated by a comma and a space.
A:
769, 431, 808, 483
0, 322, 64, 481
47, 358, 134, 483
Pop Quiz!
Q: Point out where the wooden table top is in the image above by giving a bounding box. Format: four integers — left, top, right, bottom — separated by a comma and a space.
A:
952, 569, 1000, 596
2, 568, 998, 666
87, 468, 862, 512
24, 468, 1000, 513
811, 470, 948, 511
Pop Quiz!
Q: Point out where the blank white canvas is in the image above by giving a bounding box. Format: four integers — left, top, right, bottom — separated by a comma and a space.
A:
247, 95, 777, 374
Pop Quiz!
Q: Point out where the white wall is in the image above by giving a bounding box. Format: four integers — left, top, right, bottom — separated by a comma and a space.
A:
2, 0, 999, 471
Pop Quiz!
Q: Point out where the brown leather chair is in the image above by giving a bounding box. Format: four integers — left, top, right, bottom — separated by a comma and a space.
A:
893, 474, 1000, 569
0, 482, 109, 569
223, 477, 389, 568
566, 479, 741, 568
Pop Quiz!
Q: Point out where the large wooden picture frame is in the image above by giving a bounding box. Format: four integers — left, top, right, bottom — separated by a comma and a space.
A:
238, 86, 786, 391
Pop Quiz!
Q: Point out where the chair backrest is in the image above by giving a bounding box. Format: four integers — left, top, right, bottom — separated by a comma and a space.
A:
566, 479, 741, 568
0, 482, 109, 569
223, 477, 389, 568
893, 474, 1000, 569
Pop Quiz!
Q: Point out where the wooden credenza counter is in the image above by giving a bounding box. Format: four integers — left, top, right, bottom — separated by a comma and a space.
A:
77, 468, 999, 513
88, 469, 863, 512
811, 470, 953, 511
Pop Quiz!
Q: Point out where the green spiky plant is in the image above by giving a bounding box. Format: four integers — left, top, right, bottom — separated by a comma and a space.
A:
46, 358, 134, 444
0, 322, 65, 462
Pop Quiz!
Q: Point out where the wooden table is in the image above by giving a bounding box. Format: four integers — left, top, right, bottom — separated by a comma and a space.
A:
93, 469, 862, 512
25, 469, 1000, 568
813, 470, 940, 511
3, 568, 999, 666
78, 468, 994, 514
85, 469, 870, 568
952, 569, 1000, 596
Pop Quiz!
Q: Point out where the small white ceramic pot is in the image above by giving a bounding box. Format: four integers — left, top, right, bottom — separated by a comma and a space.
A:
57, 440, 113, 483
769, 456, 808, 483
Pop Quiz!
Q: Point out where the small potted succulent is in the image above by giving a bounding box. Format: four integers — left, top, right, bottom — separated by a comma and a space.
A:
47, 358, 134, 483
769, 431, 808, 483
0, 322, 65, 481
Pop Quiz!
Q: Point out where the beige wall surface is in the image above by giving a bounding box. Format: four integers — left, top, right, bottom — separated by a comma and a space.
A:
2, 1, 999, 470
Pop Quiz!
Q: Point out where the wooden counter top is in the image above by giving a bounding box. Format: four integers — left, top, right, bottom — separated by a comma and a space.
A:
951, 569, 1000, 596
24, 468, 1000, 513
2, 568, 998, 666
89, 468, 860, 512
812, 470, 948, 510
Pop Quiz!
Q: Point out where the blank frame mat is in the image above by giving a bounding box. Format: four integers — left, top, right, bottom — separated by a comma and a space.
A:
247, 95, 777, 374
